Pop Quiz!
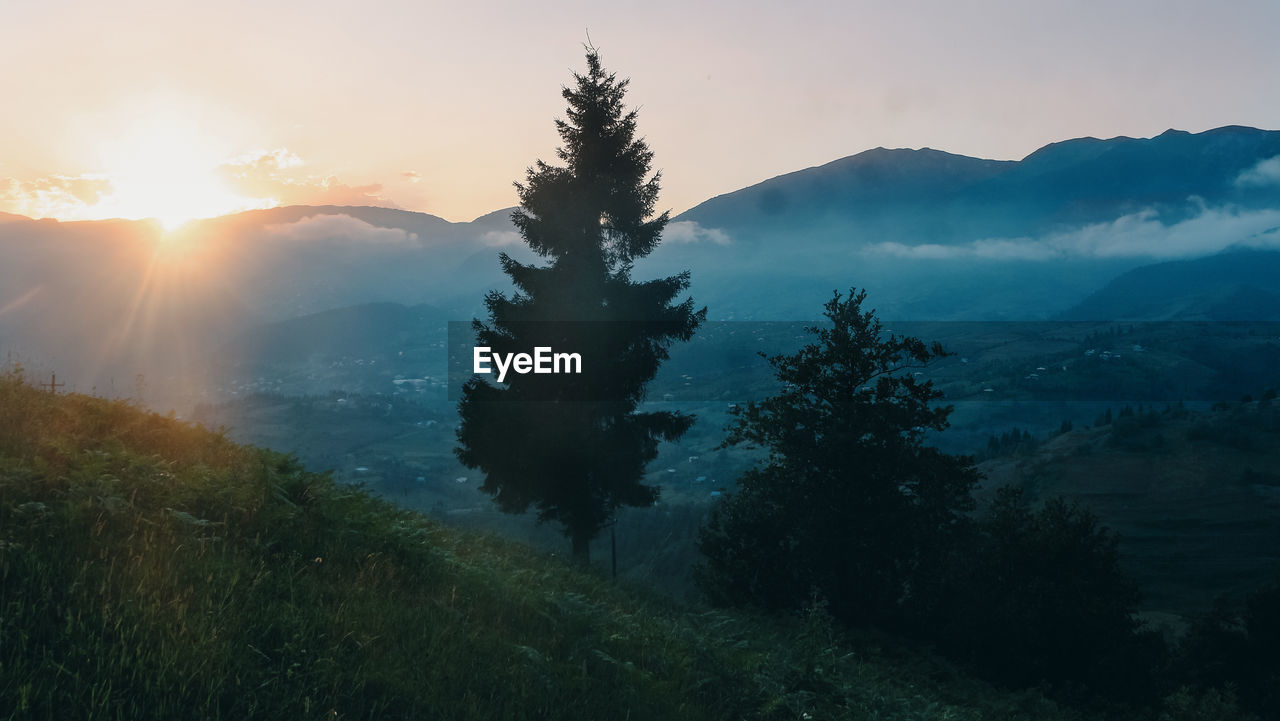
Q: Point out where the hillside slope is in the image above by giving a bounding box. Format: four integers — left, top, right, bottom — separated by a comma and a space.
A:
978, 399, 1280, 614
0, 372, 1078, 720
1059, 249, 1280, 320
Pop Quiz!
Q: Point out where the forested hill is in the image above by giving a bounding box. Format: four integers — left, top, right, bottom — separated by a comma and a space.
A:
1058, 249, 1280, 320
977, 396, 1280, 613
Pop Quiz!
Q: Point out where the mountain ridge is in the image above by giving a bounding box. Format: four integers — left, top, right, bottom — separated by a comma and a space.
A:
5, 124, 1280, 397
674, 124, 1280, 246
6, 124, 1275, 249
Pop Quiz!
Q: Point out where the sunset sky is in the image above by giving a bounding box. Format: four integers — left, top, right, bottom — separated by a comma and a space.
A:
3, 0, 1279, 226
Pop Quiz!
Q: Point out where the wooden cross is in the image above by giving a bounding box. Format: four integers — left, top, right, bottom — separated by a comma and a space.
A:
40, 372, 65, 394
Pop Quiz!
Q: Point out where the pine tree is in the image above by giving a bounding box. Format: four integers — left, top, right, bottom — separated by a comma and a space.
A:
455, 48, 705, 565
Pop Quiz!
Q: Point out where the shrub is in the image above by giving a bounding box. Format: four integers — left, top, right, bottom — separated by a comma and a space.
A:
929, 487, 1160, 702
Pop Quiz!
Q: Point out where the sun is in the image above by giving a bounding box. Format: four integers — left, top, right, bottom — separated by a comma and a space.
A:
89, 112, 270, 229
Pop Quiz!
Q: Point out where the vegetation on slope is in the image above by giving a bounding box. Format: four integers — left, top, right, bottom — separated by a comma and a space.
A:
0, 371, 1077, 720
978, 394, 1280, 614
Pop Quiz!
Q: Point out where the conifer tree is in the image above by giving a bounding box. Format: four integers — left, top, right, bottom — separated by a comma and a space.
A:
456, 48, 704, 564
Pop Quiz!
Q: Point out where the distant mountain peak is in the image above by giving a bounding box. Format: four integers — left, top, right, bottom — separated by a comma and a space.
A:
673, 124, 1280, 247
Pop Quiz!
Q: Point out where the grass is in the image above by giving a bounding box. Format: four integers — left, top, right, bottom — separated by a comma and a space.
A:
0, 370, 1084, 720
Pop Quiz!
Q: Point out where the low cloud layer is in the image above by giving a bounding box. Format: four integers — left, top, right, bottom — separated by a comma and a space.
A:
864, 206, 1280, 261
1236, 155, 1280, 188
480, 229, 522, 247
663, 220, 732, 245
262, 213, 419, 245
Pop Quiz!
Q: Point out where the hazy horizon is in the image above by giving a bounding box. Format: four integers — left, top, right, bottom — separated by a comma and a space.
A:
3, 0, 1280, 226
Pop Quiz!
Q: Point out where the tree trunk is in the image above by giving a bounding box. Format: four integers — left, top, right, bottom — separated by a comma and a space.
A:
571, 534, 590, 567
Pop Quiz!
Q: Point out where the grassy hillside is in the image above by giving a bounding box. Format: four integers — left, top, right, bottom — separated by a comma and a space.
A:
0, 372, 1079, 720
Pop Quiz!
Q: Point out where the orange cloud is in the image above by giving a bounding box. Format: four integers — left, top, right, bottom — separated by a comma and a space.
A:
0, 175, 113, 219
0, 148, 401, 223
218, 148, 399, 208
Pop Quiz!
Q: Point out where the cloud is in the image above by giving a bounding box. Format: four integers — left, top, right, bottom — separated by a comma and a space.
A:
863, 206, 1280, 261
0, 174, 114, 219
224, 148, 304, 172
663, 220, 732, 245
480, 229, 522, 246
218, 148, 398, 208
2, 147, 401, 222
1236, 155, 1280, 188
862, 240, 1055, 261
402, 170, 423, 183
262, 213, 418, 245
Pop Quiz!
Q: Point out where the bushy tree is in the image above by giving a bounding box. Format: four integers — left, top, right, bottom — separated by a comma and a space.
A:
1175, 576, 1280, 716
696, 289, 977, 625
456, 48, 704, 564
933, 487, 1156, 698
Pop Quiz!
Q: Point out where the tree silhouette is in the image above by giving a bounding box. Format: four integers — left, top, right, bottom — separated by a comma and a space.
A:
935, 487, 1150, 694
456, 48, 704, 565
697, 289, 977, 624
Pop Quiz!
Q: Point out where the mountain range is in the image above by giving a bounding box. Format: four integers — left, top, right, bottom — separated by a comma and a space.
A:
677, 125, 1280, 246
2, 125, 1280, 403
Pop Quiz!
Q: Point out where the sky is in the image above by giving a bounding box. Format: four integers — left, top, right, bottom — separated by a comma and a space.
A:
2, 0, 1279, 225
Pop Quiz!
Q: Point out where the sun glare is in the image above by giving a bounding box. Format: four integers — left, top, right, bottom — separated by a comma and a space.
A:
88, 114, 271, 230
